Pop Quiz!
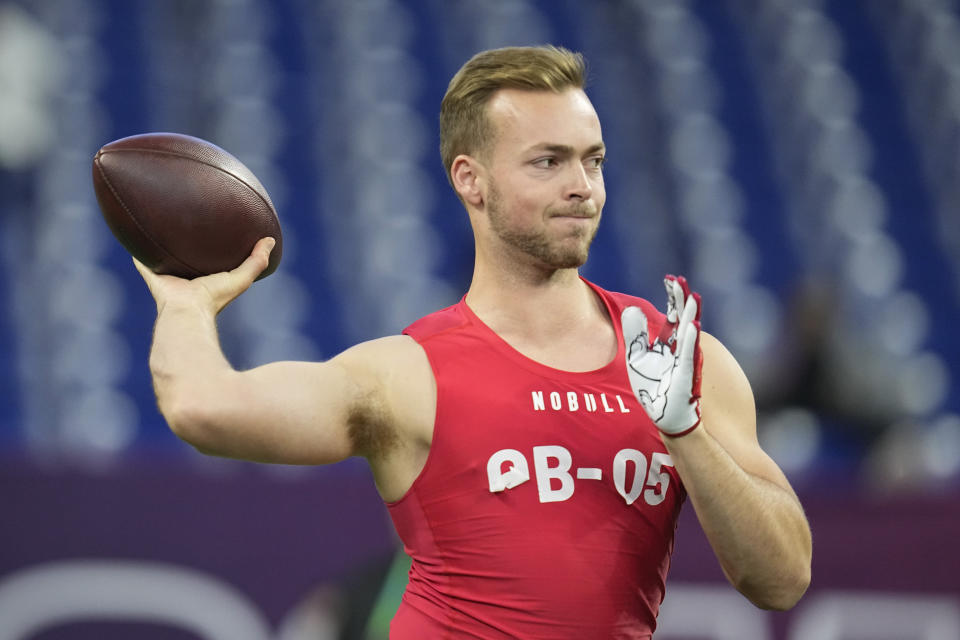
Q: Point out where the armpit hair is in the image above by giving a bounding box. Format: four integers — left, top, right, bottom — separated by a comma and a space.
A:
346, 390, 401, 460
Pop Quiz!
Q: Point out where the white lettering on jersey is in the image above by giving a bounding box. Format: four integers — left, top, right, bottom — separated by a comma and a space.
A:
487, 449, 531, 492
601, 394, 615, 413
533, 445, 575, 503
576, 467, 602, 480
613, 449, 674, 505
550, 392, 563, 410
487, 446, 674, 505
531, 391, 546, 411
644, 452, 672, 506
613, 448, 648, 504
530, 390, 631, 414
584, 394, 597, 412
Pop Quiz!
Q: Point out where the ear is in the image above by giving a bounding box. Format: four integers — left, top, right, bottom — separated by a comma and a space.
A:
450, 154, 485, 207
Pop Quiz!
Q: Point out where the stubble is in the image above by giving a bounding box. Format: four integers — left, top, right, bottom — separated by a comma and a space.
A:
486, 181, 600, 270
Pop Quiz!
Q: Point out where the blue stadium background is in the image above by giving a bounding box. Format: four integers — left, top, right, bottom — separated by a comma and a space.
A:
2, 1, 960, 638
2, 0, 958, 489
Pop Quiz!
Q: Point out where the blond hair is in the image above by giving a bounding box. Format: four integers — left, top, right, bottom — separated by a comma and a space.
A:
439, 45, 586, 184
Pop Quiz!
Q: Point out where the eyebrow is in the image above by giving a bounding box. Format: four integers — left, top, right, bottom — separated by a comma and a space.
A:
528, 142, 606, 156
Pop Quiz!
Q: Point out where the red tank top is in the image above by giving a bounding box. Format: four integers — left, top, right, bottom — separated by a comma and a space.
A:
387, 280, 686, 639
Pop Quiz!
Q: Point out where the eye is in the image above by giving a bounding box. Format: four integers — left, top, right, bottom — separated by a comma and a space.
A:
532, 157, 559, 169
586, 155, 606, 170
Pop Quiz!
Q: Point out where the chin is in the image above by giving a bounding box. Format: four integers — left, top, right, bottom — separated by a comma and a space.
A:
501, 229, 594, 270
544, 247, 590, 270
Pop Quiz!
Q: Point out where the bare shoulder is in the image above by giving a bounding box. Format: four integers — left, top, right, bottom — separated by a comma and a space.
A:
331, 334, 436, 449
333, 333, 432, 378
332, 334, 436, 500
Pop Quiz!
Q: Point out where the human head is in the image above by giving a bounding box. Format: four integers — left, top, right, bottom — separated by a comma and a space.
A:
439, 45, 586, 187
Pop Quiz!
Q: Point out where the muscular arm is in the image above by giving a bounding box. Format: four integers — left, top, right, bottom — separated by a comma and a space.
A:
663, 332, 812, 610
150, 299, 362, 464
137, 238, 434, 500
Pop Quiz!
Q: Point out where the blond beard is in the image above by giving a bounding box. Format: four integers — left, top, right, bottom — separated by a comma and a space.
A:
486, 180, 599, 269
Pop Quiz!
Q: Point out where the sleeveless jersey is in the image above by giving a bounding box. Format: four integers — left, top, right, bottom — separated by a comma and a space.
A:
387, 280, 686, 639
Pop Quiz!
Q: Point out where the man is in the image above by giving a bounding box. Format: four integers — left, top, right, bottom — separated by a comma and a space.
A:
135, 46, 811, 638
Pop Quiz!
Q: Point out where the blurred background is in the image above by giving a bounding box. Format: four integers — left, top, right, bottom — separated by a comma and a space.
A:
0, 0, 958, 638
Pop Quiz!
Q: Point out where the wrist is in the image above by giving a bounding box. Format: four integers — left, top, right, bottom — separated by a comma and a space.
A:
659, 421, 708, 456
660, 419, 701, 438
156, 293, 218, 320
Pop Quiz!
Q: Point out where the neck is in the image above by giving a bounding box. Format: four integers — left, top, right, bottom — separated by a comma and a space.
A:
464, 253, 617, 372
465, 254, 597, 340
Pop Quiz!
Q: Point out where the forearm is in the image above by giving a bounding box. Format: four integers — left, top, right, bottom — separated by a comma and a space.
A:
664, 426, 812, 610
149, 300, 235, 439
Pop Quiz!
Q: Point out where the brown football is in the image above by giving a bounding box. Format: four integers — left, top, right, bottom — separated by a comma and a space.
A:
92, 132, 282, 280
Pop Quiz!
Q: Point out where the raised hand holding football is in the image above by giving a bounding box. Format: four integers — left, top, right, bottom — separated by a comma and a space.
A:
92, 132, 282, 280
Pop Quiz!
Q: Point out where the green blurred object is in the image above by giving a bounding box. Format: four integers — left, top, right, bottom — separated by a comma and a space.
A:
364, 550, 411, 639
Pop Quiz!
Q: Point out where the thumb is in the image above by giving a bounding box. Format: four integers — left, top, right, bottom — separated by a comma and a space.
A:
132, 257, 178, 311
132, 256, 156, 286
198, 237, 276, 313
233, 236, 276, 282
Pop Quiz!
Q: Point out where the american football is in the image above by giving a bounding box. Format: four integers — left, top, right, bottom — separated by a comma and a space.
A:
92, 132, 282, 280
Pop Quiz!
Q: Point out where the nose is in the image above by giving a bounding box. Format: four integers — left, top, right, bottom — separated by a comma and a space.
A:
565, 163, 593, 201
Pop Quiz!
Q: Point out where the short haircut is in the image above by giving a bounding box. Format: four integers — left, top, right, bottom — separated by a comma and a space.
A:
439, 45, 586, 185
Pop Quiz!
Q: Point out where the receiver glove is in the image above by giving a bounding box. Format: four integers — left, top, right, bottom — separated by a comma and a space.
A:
622, 275, 703, 437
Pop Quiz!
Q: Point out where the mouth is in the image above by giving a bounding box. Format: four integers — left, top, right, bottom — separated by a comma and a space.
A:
549, 204, 598, 220
550, 213, 597, 222
550, 209, 597, 219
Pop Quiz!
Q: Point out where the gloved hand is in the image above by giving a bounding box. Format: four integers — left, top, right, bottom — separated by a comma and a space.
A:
622, 275, 703, 437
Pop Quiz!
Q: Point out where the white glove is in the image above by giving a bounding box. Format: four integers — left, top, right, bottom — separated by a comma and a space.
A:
622, 275, 703, 437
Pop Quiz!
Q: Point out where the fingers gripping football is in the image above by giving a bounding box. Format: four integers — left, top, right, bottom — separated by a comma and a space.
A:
133, 236, 276, 315
622, 275, 703, 437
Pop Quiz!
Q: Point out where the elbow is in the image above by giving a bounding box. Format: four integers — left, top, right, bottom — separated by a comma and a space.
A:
737, 562, 811, 611
150, 354, 241, 456
159, 389, 222, 454
748, 578, 810, 612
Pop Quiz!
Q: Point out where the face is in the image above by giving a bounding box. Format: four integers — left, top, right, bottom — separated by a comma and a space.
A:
479, 88, 607, 270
